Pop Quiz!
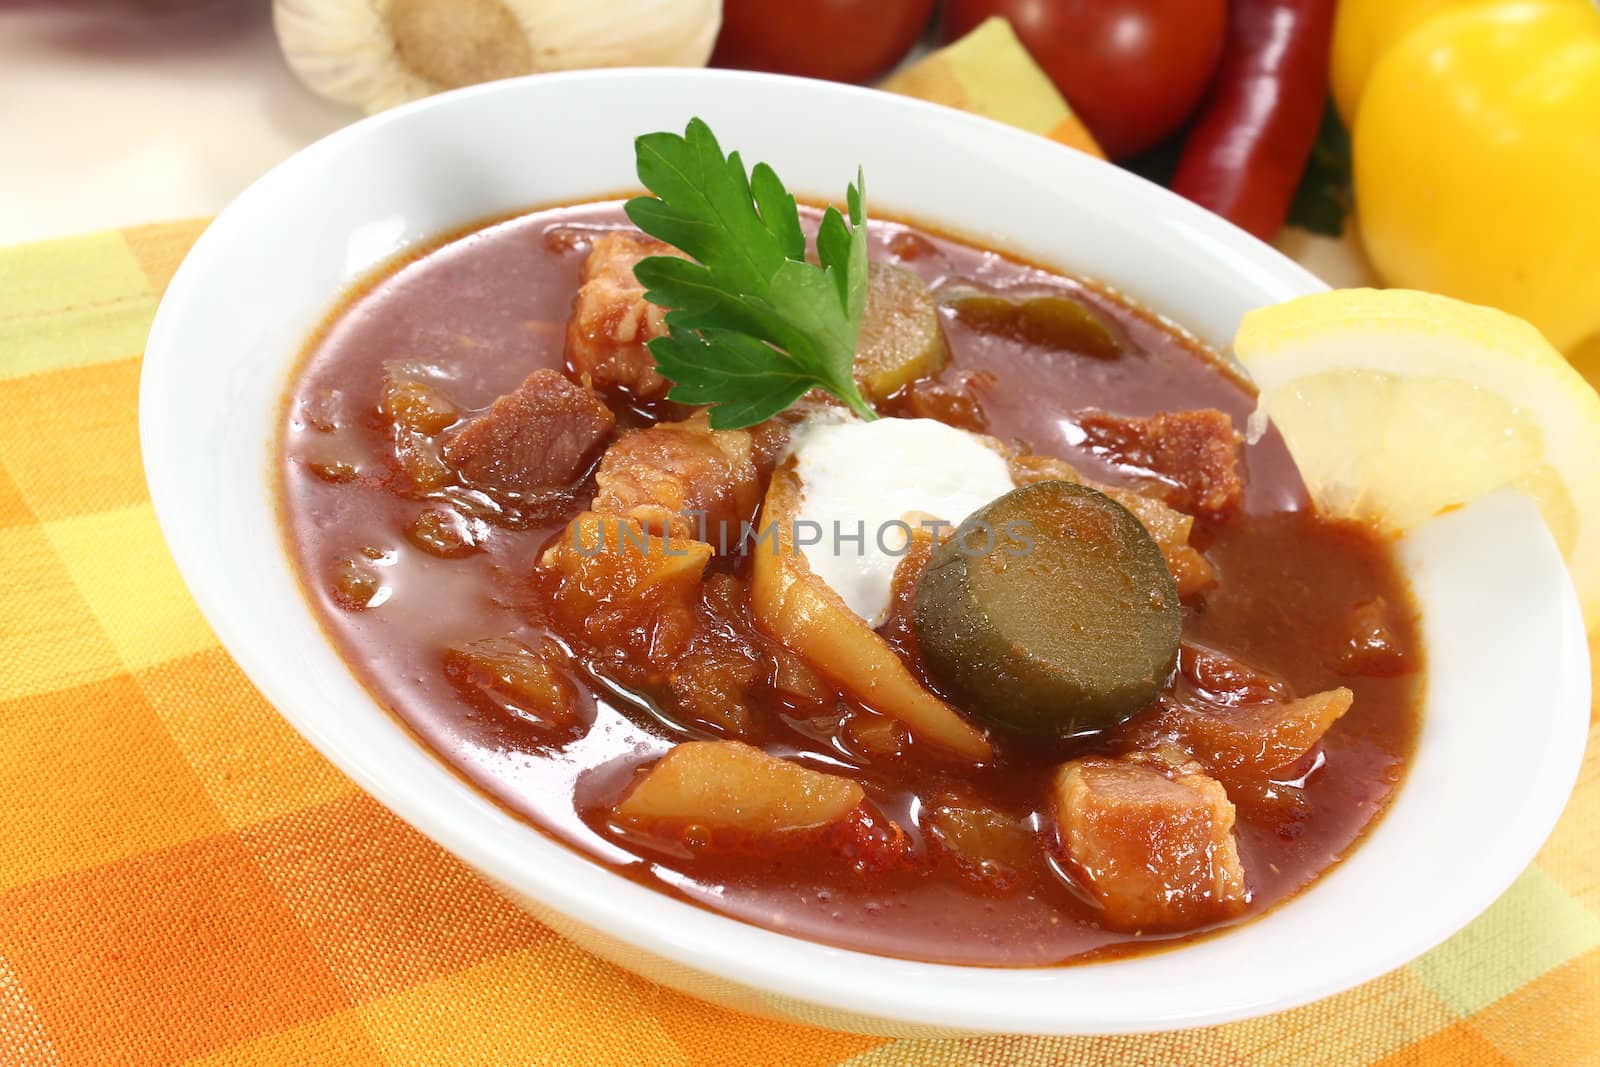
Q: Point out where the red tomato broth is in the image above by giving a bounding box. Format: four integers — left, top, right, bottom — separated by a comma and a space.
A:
280, 200, 1422, 966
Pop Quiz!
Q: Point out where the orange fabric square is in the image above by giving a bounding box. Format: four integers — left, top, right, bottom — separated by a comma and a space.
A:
1473, 948, 1600, 1063
649, 984, 885, 1066
137, 649, 357, 828
237, 792, 547, 1002
0, 673, 224, 890
0, 463, 32, 529
0, 357, 144, 521
122, 219, 209, 295
1372, 1022, 1514, 1066
0, 833, 349, 1064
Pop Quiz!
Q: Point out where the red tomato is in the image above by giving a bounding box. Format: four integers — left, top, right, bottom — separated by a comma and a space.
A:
941, 0, 1227, 159
712, 0, 937, 85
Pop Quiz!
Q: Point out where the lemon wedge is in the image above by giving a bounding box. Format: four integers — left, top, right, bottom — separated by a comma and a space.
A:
1234, 288, 1600, 645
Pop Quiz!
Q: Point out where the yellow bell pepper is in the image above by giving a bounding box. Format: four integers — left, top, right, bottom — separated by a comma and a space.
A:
1333, 0, 1600, 354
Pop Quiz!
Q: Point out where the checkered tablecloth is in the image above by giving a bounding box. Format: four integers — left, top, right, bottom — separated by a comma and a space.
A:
0, 204, 1596, 1066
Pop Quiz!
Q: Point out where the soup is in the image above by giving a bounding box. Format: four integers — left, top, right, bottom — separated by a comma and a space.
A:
280, 199, 1421, 966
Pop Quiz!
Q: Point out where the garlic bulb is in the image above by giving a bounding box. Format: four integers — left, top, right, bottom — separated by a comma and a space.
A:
275, 0, 722, 114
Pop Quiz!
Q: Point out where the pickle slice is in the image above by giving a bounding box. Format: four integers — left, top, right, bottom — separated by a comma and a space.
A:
942, 288, 1122, 360
855, 263, 947, 400
913, 481, 1180, 735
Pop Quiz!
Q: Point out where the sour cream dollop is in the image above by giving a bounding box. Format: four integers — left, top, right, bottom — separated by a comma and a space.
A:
785, 413, 1016, 626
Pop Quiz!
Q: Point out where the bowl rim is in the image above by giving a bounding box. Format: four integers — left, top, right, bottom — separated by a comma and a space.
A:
139, 67, 1591, 1035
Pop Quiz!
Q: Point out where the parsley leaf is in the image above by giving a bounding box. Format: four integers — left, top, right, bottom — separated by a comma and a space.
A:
625, 118, 876, 429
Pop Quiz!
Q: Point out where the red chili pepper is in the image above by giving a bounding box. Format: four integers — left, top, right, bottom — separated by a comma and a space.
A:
1171, 0, 1337, 242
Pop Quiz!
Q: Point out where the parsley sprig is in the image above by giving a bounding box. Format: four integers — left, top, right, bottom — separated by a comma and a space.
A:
625, 118, 877, 429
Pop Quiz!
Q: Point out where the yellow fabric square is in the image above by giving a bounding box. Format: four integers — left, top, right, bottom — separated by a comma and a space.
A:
0, 673, 225, 890
649, 983, 883, 1066
357, 944, 684, 1067
137, 649, 357, 828
839, 1030, 1242, 1067
43, 503, 216, 673
0, 231, 154, 380
0, 357, 146, 521
0, 523, 122, 699
1220, 966, 1456, 1067
1410, 865, 1600, 1016
185, 1008, 384, 1067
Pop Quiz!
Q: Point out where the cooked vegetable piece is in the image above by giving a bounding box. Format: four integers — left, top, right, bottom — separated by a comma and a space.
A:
328, 555, 384, 611
405, 507, 480, 558
1008, 451, 1217, 599
1052, 756, 1248, 930
1147, 687, 1354, 778
381, 362, 460, 435
890, 369, 993, 431
539, 511, 712, 662
444, 369, 615, 499
942, 287, 1121, 360
614, 740, 865, 833
1335, 597, 1416, 677
914, 480, 1181, 735
925, 795, 1038, 891
751, 469, 993, 760
444, 636, 581, 729
855, 263, 947, 401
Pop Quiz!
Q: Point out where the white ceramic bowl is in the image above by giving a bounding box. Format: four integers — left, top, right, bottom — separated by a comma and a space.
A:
140, 69, 1591, 1035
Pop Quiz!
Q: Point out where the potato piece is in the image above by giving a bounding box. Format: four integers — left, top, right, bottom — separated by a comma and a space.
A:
914, 481, 1181, 736
855, 263, 947, 401
614, 740, 864, 834
1053, 756, 1247, 931
750, 469, 992, 761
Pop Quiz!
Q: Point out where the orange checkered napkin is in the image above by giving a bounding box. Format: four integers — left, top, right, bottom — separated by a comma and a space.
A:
0, 222, 1597, 1066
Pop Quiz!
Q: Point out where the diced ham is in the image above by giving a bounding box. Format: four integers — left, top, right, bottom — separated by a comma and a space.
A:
1079, 408, 1245, 520
564, 231, 685, 404
443, 369, 615, 499
1052, 756, 1248, 931
1008, 451, 1217, 599
591, 413, 761, 545
614, 740, 865, 834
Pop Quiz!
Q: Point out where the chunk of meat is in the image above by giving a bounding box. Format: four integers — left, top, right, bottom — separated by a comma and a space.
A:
442, 369, 615, 499
1078, 408, 1245, 520
591, 413, 761, 545
564, 230, 685, 404
443, 636, 584, 731
1052, 756, 1248, 931
614, 741, 865, 834
1008, 452, 1217, 599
